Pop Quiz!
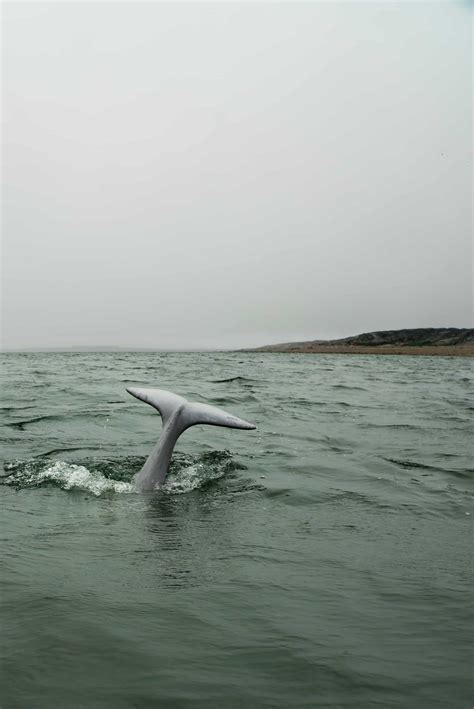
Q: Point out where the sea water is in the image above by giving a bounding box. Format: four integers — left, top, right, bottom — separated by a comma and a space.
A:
1, 351, 472, 708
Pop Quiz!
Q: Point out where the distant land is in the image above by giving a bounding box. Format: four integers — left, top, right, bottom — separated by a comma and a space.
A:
0, 346, 211, 353
2, 328, 473, 356
247, 328, 474, 357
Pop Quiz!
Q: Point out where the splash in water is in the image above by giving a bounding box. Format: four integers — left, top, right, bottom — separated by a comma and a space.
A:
2, 451, 237, 497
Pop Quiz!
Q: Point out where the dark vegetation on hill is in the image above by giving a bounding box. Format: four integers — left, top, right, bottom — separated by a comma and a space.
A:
253, 328, 474, 352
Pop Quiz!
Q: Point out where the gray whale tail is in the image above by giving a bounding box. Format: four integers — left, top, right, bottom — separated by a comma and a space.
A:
127, 387, 256, 491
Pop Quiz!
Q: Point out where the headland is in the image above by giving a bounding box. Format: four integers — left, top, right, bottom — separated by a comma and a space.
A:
246, 328, 474, 357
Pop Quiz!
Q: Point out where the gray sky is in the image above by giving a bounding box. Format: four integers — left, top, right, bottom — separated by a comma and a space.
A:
2, 1, 472, 349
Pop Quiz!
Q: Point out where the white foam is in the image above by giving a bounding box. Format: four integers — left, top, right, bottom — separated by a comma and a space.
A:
161, 462, 226, 494
5, 455, 231, 496
34, 461, 136, 496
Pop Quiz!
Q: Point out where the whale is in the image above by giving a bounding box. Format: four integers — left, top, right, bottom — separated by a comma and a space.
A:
127, 387, 256, 491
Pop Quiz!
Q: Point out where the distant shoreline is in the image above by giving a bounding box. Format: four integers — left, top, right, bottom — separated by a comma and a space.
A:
1, 346, 472, 357
243, 345, 474, 357
245, 327, 474, 357
2, 328, 473, 357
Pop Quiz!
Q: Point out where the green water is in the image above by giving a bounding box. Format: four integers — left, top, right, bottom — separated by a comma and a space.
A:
1, 352, 472, 708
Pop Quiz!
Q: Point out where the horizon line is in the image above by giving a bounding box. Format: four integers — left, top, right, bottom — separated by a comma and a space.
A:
1, 326, 472, 354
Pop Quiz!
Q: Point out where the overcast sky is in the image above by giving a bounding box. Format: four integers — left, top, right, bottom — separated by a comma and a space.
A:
2, 1, 472, 349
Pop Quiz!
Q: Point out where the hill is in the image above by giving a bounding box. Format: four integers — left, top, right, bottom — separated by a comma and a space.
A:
250, 328, 474, 357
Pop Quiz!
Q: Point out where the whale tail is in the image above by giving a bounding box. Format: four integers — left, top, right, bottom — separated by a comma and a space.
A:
126, 387, 256, 491
126, 387, 186, 423
126, 387, 256, 430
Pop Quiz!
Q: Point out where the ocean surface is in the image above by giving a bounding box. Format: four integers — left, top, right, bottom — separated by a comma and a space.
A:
1, 351, 472, 709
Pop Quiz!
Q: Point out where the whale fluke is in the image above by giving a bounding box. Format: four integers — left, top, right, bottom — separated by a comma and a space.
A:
127, 387, 186, 423
126, 387, 256, 491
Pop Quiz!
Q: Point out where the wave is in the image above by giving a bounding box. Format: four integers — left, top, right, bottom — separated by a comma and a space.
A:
363, 422, 424, 430
209, 395, 257, 406
5, 416, 53, 430
34, 446, 92, 458
383, 457, 473, 479
0, 405, 36, 412
332, 384, 367, 391
5, 411, 111, 431
384, 457, 441, 471
211, 376, 256, 384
